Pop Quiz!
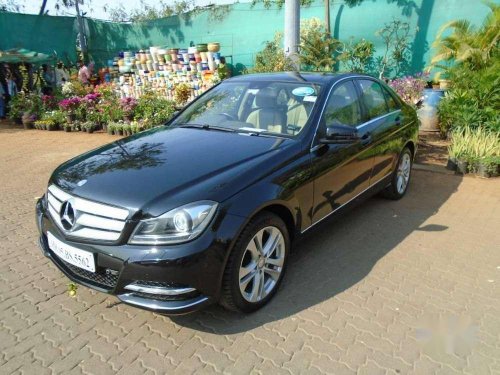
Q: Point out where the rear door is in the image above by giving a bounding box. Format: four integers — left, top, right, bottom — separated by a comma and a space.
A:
355, 79, 402, 184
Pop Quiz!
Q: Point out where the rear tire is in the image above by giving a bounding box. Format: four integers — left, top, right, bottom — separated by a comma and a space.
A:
382, 147, 413, 200
220, 212, 289, 313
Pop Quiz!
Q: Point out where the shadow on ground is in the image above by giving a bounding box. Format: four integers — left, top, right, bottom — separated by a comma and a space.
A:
171, 171, 462, 333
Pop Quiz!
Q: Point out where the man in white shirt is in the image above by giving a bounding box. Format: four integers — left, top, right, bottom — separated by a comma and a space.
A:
55, 62, 69, 86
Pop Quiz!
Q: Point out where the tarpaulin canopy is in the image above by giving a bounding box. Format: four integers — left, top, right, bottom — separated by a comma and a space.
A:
0, 48, 55, 64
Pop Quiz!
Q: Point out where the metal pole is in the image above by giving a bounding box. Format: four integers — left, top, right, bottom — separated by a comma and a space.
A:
74, 0, 87, 62
325, 0, 331, 36
284, 0, 300, 70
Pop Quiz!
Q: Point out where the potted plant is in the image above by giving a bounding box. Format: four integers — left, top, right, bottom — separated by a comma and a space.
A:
477, 156, 500, 178
107, 123, 115, 135
46, 121, 58, 131
63, 123, 72, 132
120, 97, 138, 122
59, 97, 82, 124
21, 113, 36, 129
122, 124, 131, 136
83, 122, 96, 134
115, 123, 124, 136
456, 157, 469, 174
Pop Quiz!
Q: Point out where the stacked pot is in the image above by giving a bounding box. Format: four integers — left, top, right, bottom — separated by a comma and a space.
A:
110, 42, 223, 102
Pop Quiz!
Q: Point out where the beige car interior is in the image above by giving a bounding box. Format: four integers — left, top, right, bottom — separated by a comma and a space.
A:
245, 88, 286, 133
245, 87, 313, 135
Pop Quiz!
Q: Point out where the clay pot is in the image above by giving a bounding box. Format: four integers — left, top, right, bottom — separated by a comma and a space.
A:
207, 42, 220, 52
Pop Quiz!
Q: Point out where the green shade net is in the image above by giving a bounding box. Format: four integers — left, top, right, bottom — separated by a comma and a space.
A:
0, 48, 55, 64
0, 11, 77, 64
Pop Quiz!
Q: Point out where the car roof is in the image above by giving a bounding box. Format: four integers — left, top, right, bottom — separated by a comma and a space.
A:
227, 71, 377, 86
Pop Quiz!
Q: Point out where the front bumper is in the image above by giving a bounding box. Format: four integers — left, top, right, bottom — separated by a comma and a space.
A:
36, 197, 245, 314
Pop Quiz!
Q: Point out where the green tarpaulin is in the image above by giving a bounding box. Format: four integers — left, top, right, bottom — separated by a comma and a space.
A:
0, 48, 55, 64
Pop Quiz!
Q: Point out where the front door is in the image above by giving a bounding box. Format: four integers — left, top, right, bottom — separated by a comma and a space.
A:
310, 80, 374, 224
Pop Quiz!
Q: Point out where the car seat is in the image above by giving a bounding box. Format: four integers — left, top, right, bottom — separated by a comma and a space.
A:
246, 88, 286, 133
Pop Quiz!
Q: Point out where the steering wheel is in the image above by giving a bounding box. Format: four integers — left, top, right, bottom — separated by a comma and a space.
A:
219, 113, 237, 121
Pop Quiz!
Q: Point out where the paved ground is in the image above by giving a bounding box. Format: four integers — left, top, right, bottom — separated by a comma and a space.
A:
0, 126, 499, 375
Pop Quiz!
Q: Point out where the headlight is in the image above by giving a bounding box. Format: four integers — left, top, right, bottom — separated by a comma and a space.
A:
129, 201, 218, 245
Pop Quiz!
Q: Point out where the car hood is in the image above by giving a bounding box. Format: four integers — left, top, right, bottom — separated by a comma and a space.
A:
51, 127, 299, 216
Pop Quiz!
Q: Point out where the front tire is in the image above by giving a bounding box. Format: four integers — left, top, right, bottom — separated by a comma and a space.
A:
382, 147, 413, 200
220, 212, 289, 313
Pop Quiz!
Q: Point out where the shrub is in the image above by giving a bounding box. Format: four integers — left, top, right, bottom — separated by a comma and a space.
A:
251, 32, 294, 73
338, 38, 375, 74
134, 92, 176, 126
448, 127, 500, 163
437, 61, 500, 135
299, 18, 342, 72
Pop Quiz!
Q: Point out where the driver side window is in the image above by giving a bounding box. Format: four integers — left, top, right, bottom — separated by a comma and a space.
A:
323, 81, 362, 127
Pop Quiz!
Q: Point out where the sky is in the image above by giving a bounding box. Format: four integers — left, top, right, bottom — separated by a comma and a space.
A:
14, 0, 238, 20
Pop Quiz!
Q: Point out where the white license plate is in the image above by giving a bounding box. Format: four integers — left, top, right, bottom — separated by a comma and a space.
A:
47, 232, 95, 273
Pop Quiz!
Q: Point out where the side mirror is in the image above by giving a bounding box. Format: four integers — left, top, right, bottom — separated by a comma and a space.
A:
320, 123, 359, 144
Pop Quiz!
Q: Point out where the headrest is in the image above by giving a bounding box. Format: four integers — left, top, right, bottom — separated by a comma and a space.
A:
330, 94, 349, 110
255, 88, 277, 108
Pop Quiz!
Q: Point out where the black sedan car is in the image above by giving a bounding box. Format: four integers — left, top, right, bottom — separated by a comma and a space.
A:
36, 72, 418, 314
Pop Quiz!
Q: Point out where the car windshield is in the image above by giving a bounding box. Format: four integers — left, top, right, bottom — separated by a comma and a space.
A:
171, 80, 322, 137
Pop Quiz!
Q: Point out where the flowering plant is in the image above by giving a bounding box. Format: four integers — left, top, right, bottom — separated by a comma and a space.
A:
389, 73, 428, 107
120, 97, 138, 115
41, 95, 57, 111
58, 97, 82, 113
94, 83, 116, 100
61, 81, 74, 96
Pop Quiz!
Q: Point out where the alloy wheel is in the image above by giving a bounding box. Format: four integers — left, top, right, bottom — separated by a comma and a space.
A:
396, 152, 411, 194
239, 226, 285, 303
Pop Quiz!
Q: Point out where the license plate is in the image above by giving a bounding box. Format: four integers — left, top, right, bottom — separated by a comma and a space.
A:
47, 232, 95, 272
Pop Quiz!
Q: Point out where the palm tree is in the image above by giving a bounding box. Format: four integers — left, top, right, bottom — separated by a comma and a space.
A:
428, 2, 499, 73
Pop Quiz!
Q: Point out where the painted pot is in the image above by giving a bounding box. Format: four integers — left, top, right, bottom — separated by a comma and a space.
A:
188, 46, 197, 54
207, 42, 220, 52
196, 43, 208, 52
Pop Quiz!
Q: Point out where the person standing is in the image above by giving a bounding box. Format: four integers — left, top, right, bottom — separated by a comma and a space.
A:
41, 64, 55, 95
0, 82, 6, 119
55, 62, 69, 86
78, 61, 90, 85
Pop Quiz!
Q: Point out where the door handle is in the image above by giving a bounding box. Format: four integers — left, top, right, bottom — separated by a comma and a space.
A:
360, 133, 372, 146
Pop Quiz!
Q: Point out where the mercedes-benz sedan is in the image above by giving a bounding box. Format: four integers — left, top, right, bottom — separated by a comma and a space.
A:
36, 72, 419, 314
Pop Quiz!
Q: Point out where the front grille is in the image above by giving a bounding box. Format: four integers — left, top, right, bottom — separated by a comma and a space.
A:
58, 257, 118, 289
132, 290, 200, 302
46, 185, 129, 242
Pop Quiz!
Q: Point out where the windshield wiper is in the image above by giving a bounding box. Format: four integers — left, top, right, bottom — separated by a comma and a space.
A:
237, 128, 289, 138
176, 123, 236, 132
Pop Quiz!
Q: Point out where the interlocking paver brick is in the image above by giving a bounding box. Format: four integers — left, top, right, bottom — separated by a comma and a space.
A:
0, 125, 499, 374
